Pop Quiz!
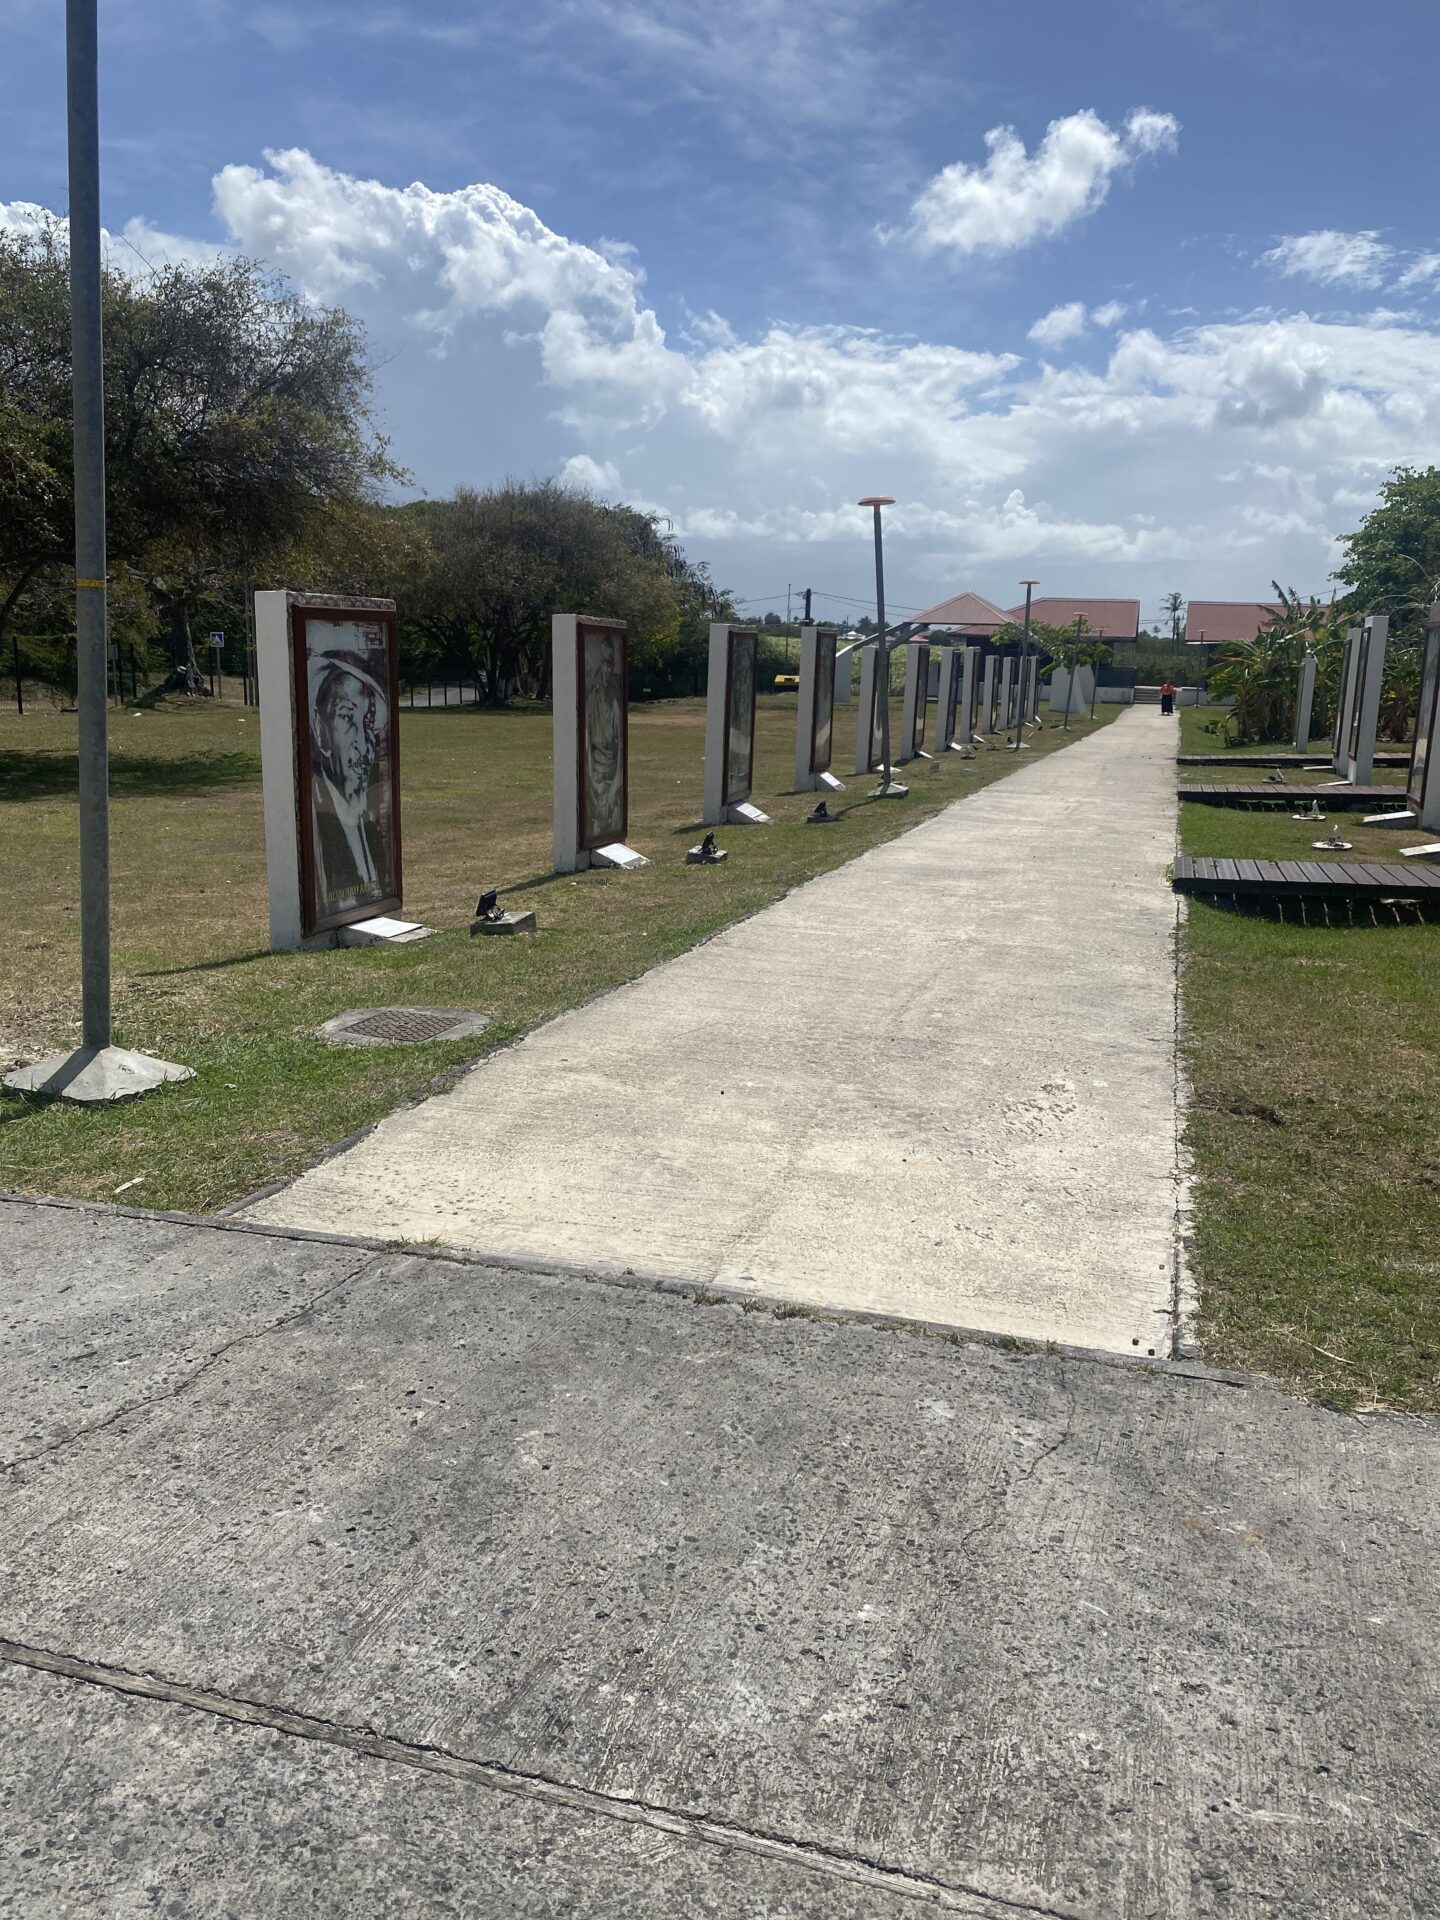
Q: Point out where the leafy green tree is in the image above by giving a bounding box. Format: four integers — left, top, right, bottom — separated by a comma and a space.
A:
1334, 466, 1440, 643
0, 222, 401, 688
396, 481, 730, 705
1206, 585, 1343, 745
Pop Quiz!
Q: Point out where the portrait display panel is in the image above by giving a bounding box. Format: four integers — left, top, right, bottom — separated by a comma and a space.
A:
1332, 629, 1357, 760
809, 627, 837, 774
577, 618, 629, 851
943, 652, 959, 743
1408, 615, 1440, 822
1347, 624, 1373, 765
911, 644, 931, 753
291, 603, 402, 938
722, 627, 759, 804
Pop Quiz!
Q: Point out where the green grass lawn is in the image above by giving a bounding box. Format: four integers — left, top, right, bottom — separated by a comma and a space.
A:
1178, 701, 1413, 764
1177, 708, 1438, 1413
1, 693, 1113, 1214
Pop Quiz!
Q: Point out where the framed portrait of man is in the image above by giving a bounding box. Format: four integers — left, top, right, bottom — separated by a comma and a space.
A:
291, 603, 402, 938
809, 627, 836, 774
723, 627, 759, 805
577, 618, 629, 851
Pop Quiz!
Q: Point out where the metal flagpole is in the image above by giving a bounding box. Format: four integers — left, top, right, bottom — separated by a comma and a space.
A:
68, 0, 112, 1051
4, 0, 191, 1100
1013, 579, 1037, 750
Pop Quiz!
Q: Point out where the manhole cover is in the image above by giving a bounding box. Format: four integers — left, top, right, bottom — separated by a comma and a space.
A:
318, 1006, 491, 1049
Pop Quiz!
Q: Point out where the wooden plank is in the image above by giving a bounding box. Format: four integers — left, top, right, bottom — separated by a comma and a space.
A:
1171, 850, 1440, 899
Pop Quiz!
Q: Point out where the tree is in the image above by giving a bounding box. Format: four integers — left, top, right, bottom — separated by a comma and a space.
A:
1206, 585, 1344, 745
1161, 591, 1185, 643
397, 481, 732, 705
0, 222, 402, 687
1334, 466, 1440, 644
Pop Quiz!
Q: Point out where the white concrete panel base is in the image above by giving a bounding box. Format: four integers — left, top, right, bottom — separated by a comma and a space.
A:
336, 916, 432, 947
1364, 809, 1416, 825
817, 770, 846, 791
592, 843, 649, 869
1401, 842, 1440, 859
727, 801, 771, 825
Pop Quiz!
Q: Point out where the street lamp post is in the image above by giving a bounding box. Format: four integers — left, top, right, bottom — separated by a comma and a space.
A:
1013, 579, 1037, 751
858, 496, 903, 796
3, 0, 190, 1102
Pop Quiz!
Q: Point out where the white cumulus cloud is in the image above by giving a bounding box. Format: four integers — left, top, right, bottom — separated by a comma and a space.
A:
1261, 229, 1391, 288
1028, 302, 1088, 350
1396, 251, 1440, 292
15, 150, 1440, 610
907, 107, 1179, 259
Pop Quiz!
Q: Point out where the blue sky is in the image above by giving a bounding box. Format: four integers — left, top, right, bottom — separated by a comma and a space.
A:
4, 0, 1439, 627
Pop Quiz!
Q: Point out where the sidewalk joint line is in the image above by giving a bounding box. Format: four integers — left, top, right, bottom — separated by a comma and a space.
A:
0, 1635, 1085, 1919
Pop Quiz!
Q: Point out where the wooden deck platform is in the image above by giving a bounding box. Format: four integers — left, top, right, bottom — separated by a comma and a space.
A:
1177, 783, 1402, 811
1176, 751, 1410, 769
1173, 854, 1440, 901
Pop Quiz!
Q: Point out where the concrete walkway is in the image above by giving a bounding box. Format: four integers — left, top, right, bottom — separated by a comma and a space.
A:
249, 712, 1181, 1355
2, 1197, 1436, 1918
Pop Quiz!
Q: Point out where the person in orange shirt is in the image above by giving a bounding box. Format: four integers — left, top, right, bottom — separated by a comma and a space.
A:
1160, 680, 1176, 715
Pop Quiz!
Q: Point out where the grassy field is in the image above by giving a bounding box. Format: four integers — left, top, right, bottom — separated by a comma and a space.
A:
1, 693, 1113, 1214
1177, 706, 1438, 1413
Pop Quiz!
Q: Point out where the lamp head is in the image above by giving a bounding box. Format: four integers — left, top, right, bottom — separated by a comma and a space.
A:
858, 496, 895, 508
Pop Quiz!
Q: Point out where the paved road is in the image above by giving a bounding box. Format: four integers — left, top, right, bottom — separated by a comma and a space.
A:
2, 1197, 1435, 1917
247, 711, 1182, 1356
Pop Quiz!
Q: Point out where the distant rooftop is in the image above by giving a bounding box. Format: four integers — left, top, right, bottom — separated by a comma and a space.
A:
908, 589, 1009, 631
1000, 597, 1141, 636
1183, 599, 1289, 644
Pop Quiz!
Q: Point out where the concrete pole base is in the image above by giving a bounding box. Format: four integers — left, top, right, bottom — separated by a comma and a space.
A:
870, 780, 910, 799
3, 1044, 194, 1104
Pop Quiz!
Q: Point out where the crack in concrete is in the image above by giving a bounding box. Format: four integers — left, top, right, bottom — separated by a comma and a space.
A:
954, 1369, 1078, 1560
1, 1253, 380, 1473
0, 1635, 1087, 1920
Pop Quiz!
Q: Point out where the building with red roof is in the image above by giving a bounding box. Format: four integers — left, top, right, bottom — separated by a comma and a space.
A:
1182, 600, 1287, 645
1000, 597, 1141, 636
906, 589, 1009, 633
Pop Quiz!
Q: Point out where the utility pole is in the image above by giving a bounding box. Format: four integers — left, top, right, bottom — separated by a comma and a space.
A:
3, 0, 190, 1102
803, 587, 812, 623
